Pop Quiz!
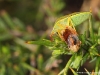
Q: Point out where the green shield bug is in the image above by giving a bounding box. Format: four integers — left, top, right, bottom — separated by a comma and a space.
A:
50, 11, 92, 52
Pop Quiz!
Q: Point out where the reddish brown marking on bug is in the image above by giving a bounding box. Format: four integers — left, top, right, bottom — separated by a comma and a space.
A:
62, 27, 77, 41
61, 26, 81, 52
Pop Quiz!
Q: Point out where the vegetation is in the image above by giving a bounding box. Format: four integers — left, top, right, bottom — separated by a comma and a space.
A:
28, 11, 100, 75
0, 0, 100, 75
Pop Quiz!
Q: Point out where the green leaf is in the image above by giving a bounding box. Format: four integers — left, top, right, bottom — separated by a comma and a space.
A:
58, 54, 76, 75
89, 43, 99, 58
1, 11, 15, 29
21, 62, 38, 72
84, 68, 91, 75
89, 15, 94, 43
27, 39, 54, 46
0, 18, 7, 30
70, 68, 78, 75
37, 54, 44, 71
0, 65, 5, 75
95, 57, 100, 75
0, 34, 12, 41
13, 18, 25, 30
98, 27, 100, 44
52, 49, 68, 57
81, 53, 90, 66
79, 32, 86, 44
70, 53, 83, 70
89, 57, 97, 63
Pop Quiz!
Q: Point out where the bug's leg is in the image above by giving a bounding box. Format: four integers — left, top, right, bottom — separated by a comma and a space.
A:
58, 32, 63, 40
68, 17, 72, 26
50, 32, 56, 41
57, 30, 65, 41
68, 17, 76, 30
71, 24, 75, 29
56, 24, 66, 39
50, 24, 64, 40
50, 23, 66, 41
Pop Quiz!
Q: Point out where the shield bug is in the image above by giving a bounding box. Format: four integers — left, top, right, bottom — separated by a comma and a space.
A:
50, 11, 92, 52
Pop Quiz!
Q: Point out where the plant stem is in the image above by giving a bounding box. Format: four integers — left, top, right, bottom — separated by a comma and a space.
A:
70, 67, 78, 75
58, 53, 76, 75
95, 57, 100, 75
89, 15, 94, 43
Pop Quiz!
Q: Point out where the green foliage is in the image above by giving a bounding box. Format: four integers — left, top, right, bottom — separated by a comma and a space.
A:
0, 11, 36, 75
28, 12, 100, 75
0, 0, 65, 75
1, 0, 100, 75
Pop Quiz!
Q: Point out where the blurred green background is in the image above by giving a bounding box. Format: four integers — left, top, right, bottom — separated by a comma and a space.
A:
0, 0, 100, 75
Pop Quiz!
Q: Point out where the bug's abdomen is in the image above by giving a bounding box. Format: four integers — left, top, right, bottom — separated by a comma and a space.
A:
62, 27, 81, 52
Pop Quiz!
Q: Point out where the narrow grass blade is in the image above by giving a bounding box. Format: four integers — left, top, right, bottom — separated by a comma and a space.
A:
95, 57, 100, 75
58, 54, 76, 75
98, 27, 100, 44
0, 18, 7, 30
70, 67, 78, 75
26, 39, 54, 46
1, 10, 15, 29
89, 15, 94, 43
13, 18, 25, 30
81, 53, 90, 66
84, 68, 91, 75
